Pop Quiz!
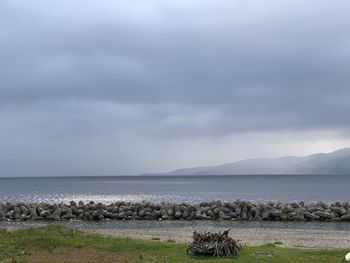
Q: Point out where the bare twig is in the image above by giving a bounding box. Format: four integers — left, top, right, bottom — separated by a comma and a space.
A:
187, 229, 241, 257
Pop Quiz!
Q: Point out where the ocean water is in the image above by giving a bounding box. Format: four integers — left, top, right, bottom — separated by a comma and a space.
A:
4, 219, 350, 231
0, 174, 349, 204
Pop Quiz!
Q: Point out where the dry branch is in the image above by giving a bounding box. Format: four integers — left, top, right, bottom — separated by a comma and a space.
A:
187, 229, 241, 257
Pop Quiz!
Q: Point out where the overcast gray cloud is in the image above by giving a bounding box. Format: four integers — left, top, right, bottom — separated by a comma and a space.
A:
1, 0, 350, 176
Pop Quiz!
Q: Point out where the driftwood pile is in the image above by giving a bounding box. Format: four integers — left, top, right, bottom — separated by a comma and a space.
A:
187, 230, 241, 257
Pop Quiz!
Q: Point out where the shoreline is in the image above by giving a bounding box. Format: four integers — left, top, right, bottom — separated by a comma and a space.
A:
3, 220, 350, 249
86, 226, 350, 249
1, 225, 348, 263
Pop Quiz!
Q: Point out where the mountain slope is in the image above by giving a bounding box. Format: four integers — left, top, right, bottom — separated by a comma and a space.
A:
162, 148, 350, 175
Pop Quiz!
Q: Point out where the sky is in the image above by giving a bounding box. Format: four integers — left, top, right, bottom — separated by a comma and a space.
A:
1, 0, 350, 177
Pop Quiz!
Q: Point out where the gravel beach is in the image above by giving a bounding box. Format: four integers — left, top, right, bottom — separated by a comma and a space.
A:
3, 220, 350, 249
87, 225, 350, 249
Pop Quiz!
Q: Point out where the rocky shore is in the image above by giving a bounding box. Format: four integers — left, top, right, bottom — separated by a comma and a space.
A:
2, 200, 350, 222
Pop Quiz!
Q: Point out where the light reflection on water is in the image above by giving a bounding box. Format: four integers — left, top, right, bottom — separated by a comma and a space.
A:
0, 174, 350, 204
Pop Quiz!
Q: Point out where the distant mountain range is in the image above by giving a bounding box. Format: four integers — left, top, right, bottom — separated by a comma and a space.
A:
146, 148, 350, 175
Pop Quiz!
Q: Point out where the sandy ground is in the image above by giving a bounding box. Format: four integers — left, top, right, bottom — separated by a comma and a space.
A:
86, 226, 350, 249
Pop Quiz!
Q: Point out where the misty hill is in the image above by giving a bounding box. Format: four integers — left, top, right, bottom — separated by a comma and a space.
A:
157, 148, 350, 175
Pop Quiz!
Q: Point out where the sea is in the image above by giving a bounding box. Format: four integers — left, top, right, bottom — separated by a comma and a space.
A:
1, 174, 350, 230
0, 174, 348, 204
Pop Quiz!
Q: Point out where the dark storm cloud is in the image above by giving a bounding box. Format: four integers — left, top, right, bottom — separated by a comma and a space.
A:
1, 1, 350, 123
1, 0, 350, 175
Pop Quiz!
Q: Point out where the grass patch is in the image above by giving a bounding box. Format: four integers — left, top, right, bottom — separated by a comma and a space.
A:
0, 225, 347, 262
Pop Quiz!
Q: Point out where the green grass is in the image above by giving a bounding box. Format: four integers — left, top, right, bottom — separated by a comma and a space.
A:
0, 225, 347, 263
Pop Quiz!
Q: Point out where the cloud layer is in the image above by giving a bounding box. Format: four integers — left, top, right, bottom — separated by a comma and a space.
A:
1, 0, 350, 176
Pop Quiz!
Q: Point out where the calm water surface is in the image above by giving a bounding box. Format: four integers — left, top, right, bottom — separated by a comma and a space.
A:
3, 218, 350, 231
0, 174, 349, 204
